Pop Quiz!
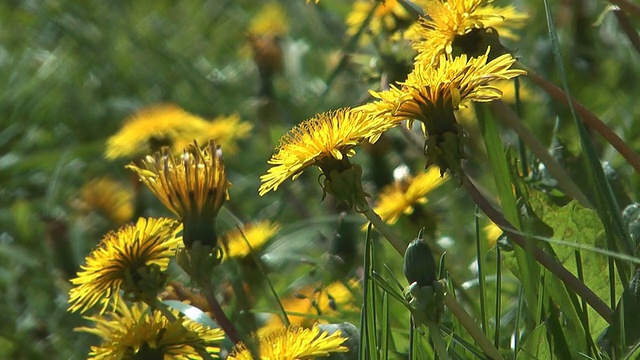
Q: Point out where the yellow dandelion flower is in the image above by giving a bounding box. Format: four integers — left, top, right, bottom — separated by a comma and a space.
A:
77, 299, 224, 359
105, 104, 211, 160
228, 325, 348, 360
175, 114, 253, 156
411, 0, 527, 64
484, 222, 502, 248
346, 0, 412, 37
373, 166, 447, 224
370, 50, 525, 128
259, 108, 396, 196
249, 2, 288, 36
222, 221, 281, 259
127, 140, 231, 248
68, 217, 182, 314
79, 177, 134, 226
246, 3, 288, 87
263, 280, 360, 331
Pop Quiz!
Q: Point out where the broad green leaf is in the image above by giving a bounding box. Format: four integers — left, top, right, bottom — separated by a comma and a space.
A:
528, 190, 622, 339
517, 323, 551, 359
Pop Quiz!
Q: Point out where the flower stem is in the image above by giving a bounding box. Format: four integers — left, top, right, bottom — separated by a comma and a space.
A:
149, 298, 177, 322
462, 173, 614, 323
612, 9, 640, 55
443, 292, 504, 360
360, 204, 407, 255
202, 283, 242, 345
522, 65, 640, 174
608, 0, 640, 19
427, 322, 451, 360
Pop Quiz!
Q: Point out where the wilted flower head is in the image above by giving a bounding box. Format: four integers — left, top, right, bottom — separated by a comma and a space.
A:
76, 299, 225, 359
127, 140, 231, 248
68, 217, 182, 314
78, 177, 134, 226
411, 0, 527, 64
227, 325, 349, 360
259, 108, 396, 196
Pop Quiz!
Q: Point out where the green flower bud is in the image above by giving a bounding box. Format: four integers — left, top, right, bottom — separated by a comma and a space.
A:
403, 234, 437, 288
622, 203, 640, 248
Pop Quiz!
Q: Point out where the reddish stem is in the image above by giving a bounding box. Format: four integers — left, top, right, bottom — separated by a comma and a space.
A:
462, 174, 614, 324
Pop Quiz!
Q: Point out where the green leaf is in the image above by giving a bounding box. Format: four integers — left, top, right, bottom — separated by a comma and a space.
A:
163, 300, 219, 330
517, 323, 551, 359
477, 104, 541, 327
528, 191, 622, 339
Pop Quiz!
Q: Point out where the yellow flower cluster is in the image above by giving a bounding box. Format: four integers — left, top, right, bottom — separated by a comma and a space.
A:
259, 0, 526, 199
67, 1, 531, 357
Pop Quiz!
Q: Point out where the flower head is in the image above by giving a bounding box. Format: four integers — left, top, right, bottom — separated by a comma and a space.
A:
222, 221, 281, 259
373, 166, 447, 224
372, 50, 525, 127
173, 114, 252, 156
264, 280, 360, 331
79, 177, 134, 226
68, 217, 182, 314
371, 50, 524, 175
346, 0, 412, 38
105, 104, 210, 160
484, 222, 502, 248
77, 300, 224, 359
228, 325, 348, 360
127, 140, 231, 248
249, 2, 288, 37
259, 108, 396, 196
411, 0, 527, 64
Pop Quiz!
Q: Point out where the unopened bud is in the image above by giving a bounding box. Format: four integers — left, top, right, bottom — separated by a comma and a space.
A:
403, 232, 437, 288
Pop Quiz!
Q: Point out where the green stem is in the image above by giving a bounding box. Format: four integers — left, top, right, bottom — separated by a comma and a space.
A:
149, 298, 177, 323
613, 9, 640, 55
462, 174, 614, 324
360, 204, 407, 255
489, 100, 592, 208
202, 283, 242, 344
427, 322, 451, 360
443, 293, 504, 360
522, 65, 640, 174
